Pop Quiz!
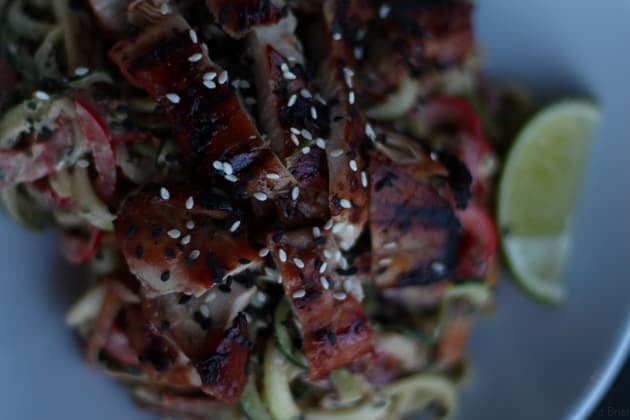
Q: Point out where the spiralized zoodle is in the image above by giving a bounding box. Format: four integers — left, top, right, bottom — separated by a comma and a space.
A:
0, 0, 528, 419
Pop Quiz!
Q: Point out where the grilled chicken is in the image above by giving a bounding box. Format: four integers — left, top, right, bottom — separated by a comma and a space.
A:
318, 0, 374, 250
115, 183, 262, 298
205, 0, 287, 38
369, 130, 470, 288
250, 15, 330, 226
109, 7, 295, 201
267, 229, 374, 379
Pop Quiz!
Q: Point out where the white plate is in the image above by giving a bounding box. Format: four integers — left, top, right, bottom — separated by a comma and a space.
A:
1, 1, 629, 419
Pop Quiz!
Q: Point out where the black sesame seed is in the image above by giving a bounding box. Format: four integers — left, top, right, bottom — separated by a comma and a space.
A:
135, 245, 144, 259
126, 224, 138, 238
39, 126, 53, 141
152, 226, 164, 238
178, 294, 192, 304
160, 270, 170, 282
272, 232, 283, 243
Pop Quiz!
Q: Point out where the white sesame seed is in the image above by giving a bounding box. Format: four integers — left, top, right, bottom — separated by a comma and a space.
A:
255, 292, 267, 304
310, 106, 318, 119
259, 248, 270, 257
333, 292, 347, 301
343, 279, 353, 293
292, 289, 306, 299
361, 171, 368, 188
291, 186, 300, 201
300, 89, 312, 99
287, 94, 297, 107
324, 219, 334, 230
76, 159, 90, 168
266, 173, 280, 180
431, 262, 446, 274
343, 67, 355, 78
223, 162, 233, 175
186, 220, 195, 230
213, 160, 223, 171
320, 277, 330, 290
168, 229, 181, 239
293, 258, 305, 268
316, 138, 326, 149
231, 79, 241, 89
225, 174, 238, 183
181, 234, 191, 245
290, 135, 299, 148
160, 3, 169, 15
166, 93, 181, 104
330, 149, 344, 158
301, 129, 313, 140
278, 249, 287, 263
379, 257, 393, 266
340, 199, 352, 209
203, 80, 216, 89
201, 43, 209, 56
353, 46, 364, 60
290, 127, 301, 135
185, 196, 194, 210
240, 80, 251, 89
348, 91, 356, 105
384, 241, 397, 250
160, 187, 171, 200
430, 152, 439, 161
302, 146, 311, 155
280, 63, 289, 73
365, 123, 376, 141
315, 94, 327, 105
312, 227, 321, 238
245, 97, 257, 105
332, 223, 344, 234
34, 91, 50, 101
74, 67, 89, 77
283, 71, 297, 80
218, 70, 229, 84
333, 32, 342, 41
204, 72, 217, 80
319, 262, 328, 274
190, 249, 201, 260
230, 220, 241, 232
200, 304, 210, 317
253, 192, 268, 202
189, 29, 198, 43
324, 249, 333, 259
379, 4, 391, 18
349, 159, 358, 172
188, 53, 203, 62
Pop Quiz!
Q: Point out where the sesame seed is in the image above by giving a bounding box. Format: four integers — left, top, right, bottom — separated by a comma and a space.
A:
332, 223, 344, 234
320, 277, 330, 290
315, 94, 327, 105
160, 3, 169, 15
316, 138, 326, 149
74, 67, 89, 77
302, 146, 311, 155
280, 63, 289, 73
239, 80, 251, 89
161, 271, 170, 282
359, 172, 368, 189
290, 127, 301, 135
349, 159, 358, 172
333, 292, 347, 301
301, 89, 312, 98
319, 262, 327, 273
76, 159, 90, 168
291, 186, 300, 201
292, 289, 306, 299
324, 219, 334, 230
384, 241, 397, 250
204, 72, 217, 80
431, 262, 446, 274
168, 229, 181, 239
201, 43, 209, 55
301, 129, 313, 140
365, 123, 376, 141
311, 106, 318, 119
343, 67, 354, 78
312, 227, 321, 238
259, 248, 270, 257
230, 220, 241, 232
181, 234, 191, 245
353, 47, 364, 60
430, 152, 439, 161
379, 4, 391, 18
333, 32, 342, 41
166, 93, 181, 104
287, 94, 297, 107
343, 279, 353, 293
253, 192, 268, 202
330, 149, 344, 158
186, 220, 195, 230
188, 53, 203, 62
190, 249, 201, 260
203, 80, 216, 89
379, 257, 393, 266
34, 91, 50, 101
223, 162, 233, 175
245, 97, 257, 105
160, 187, 170, 200
213, 160, 223, 170
324, 249, 333, 259
266, 173, 280, 180
225, 174, 238, 183
189, 29, 198, 43
292, 258, 304, 268
218, 70, 229, 84
283, 71, 297, 80
340, 199, 352, 209
348, 91, 356, 105
278, 249, 287, 263
231, 79, 241, 89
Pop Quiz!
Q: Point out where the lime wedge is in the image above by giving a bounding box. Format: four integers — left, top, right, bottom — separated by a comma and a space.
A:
498, 100, 601, 304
